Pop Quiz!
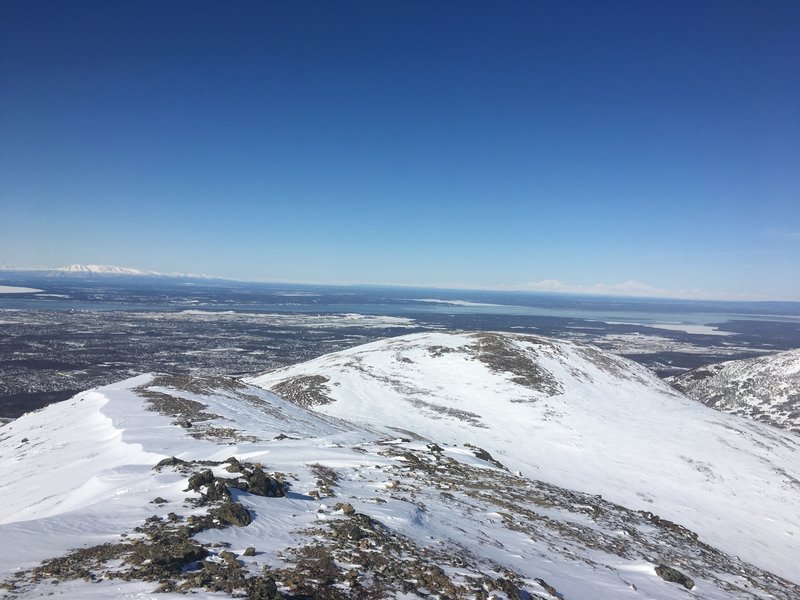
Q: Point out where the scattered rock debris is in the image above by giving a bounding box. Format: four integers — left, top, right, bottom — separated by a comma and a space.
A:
6, 457, 287, 598
135, 377, 261, 443
5, 442, 798, 599
468, 332, 564, 396
270, 375, 335, 407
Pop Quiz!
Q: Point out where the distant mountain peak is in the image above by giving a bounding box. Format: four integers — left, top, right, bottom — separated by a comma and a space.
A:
58, 263, 157, 275
55, 264, 213, 279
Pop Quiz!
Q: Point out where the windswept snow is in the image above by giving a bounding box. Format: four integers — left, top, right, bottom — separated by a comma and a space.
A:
247, 331, 800, 583
1, 333, 799, 598
0, 375, 372, 583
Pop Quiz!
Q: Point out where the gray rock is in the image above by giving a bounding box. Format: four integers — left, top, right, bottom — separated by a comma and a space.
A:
655, 564, 695, 589
211, 502, 252, 527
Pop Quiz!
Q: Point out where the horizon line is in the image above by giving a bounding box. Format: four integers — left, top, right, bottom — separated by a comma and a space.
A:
1, 263, 799, 304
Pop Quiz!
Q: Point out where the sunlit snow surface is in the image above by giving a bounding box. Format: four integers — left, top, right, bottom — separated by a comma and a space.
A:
670, 347, 800, 434
248, 332, 800, 583
1, 332, 798, 598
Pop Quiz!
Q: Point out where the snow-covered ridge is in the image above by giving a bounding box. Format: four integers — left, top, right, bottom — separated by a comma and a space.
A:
1, 336, 800, 598
247, 331, 800, 583
0, 375, 359, 528
669, 347, 800, 434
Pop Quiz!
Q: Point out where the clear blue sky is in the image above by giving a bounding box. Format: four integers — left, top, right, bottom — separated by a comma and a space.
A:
1, 1, 798, 299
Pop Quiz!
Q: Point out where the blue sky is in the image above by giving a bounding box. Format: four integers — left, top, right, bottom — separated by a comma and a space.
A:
1, 1, 798, 299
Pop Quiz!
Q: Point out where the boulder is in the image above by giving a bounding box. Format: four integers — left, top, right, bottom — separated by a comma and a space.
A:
211, 502, 252, 527
655, 564, 695, 589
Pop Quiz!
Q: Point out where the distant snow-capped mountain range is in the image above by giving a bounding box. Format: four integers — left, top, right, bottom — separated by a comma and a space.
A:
59, 263, 161, 275
1, 331, 798, 599
0, 263, 216, 279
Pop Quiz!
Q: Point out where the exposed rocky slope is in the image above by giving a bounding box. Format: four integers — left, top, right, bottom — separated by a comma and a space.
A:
669, 347, 800, 434
0, 333, 798, 598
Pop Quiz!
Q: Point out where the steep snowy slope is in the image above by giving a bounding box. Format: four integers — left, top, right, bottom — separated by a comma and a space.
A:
2, 369, 799, 598
247, 331, 800, 584
669, 348, 800, 434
